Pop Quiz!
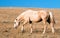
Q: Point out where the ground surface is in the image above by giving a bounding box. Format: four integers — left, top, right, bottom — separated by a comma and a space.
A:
0, 8, 60, 38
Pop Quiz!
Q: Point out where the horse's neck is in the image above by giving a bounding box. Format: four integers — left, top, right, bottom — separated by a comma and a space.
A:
17, 14, 23, 21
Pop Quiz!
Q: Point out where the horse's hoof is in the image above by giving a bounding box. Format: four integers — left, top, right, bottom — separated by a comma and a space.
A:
21, 30, 24, 33
30, 31, 32, 34
52, 31, 55, 33
14, 26, 18, 29
42, 32, 45, 34
30, 33, 32, 34
52, 32, 55, 34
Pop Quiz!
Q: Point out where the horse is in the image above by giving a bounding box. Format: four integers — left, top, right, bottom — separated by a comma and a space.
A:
14, 10, 55, 34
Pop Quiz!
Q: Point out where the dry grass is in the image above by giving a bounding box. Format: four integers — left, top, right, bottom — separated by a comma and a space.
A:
0, 8, 60, 38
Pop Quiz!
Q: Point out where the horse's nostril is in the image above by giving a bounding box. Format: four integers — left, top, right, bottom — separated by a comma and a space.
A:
14, 25, 17, 29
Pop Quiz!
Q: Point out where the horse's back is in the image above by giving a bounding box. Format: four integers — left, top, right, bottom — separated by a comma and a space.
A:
38, 10, 49, 19
19, 10, 50, 22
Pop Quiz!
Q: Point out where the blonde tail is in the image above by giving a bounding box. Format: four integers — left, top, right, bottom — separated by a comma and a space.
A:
49, 12, 55, 24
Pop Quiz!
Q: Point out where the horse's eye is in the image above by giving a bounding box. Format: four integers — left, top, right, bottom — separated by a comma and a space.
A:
18, 22, 20, 25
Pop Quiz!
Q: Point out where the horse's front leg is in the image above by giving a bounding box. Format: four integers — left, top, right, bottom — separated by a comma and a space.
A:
43, 19, 47, 34
21, 21, 27, 33
21, 25, 24, 33
30, 24, 33, 34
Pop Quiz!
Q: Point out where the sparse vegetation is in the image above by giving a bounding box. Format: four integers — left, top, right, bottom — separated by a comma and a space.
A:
0, 8, 60, 38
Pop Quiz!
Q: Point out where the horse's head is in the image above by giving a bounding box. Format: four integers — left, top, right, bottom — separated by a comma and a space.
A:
14, 19, 20, 29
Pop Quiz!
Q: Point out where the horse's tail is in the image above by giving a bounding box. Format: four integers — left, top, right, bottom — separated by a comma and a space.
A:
49, 12, 55, 24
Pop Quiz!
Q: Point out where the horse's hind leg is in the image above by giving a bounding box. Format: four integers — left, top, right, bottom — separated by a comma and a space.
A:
42, 19, 47, 34
50, 23, 55, 33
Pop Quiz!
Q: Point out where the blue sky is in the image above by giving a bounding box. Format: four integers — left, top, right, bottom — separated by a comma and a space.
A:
0, 0, 60, 8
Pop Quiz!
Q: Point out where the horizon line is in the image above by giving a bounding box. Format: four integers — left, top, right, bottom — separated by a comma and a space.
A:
0, 7, 60, 9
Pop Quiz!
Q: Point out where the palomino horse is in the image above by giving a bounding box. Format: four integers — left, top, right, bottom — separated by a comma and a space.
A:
14, 10, 55, 34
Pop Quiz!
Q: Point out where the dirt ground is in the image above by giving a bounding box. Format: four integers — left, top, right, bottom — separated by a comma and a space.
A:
0, 8, 60, 38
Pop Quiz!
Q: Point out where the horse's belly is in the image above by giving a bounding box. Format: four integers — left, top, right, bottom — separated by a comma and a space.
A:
30, 15, 41, 22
